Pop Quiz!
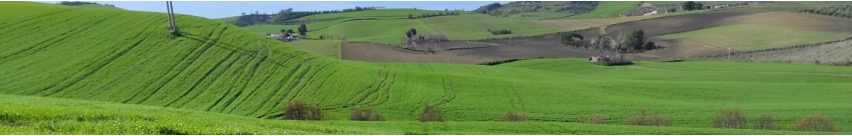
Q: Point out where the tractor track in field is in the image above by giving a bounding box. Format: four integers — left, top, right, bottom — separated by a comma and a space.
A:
174, 52, 246, 108
355, 70, 392, 106
248, 63, 307, 116
434, 77, 457, 107
129, 24, 224, 104
207, 52, 260, 111
163, 51, 237, 107
35, 16, 151, 97
260, 62, 333, 116
0, 12, 122, 63
369, 70, 395, 106
0, 9, 76, 32
42, 36, 149, 97
226, 56, 298, 114
280, 62, 334, 103
218, 55, 268, 113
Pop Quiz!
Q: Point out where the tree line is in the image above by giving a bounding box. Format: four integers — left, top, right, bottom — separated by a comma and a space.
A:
231, 6, 382, 27
408, 10, 462, 19
802, 5, 852, 18
58, 1, 116, 7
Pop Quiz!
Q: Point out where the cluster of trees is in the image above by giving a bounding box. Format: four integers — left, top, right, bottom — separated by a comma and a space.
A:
474, 2, 503, 14
560, 32, 584, 46
58, 1, 115, 7
276, 24, 308, 41
231, 6, 381, 27
403, 28, 447, 45
802, 5, 852, 18
487, 29, 512, 35
624, 29, 657, 51
681, 1, 706, 11
408, 10, 462, 19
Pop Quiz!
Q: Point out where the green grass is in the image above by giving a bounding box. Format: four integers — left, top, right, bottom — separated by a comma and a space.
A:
214, 16, 239, 22
286, 40, 342, 59
507, 12, 576, 20
298, 9, 437, 20
646, 1, 683, 6
242, 18, 350, 34
658, 24, 852, 50
0, 94, 839, 134
310, 19, 438, 44
2, 2, 852, 134
566, 1, 642, 19
420, 14, 560, 40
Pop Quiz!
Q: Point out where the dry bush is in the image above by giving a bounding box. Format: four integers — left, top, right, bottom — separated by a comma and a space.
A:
579, 114, 608, 124
754, 114, 776, 130
791, 114, 839, 132
350, 106, 385, 121
502, 110, 526, 122
418, 103, 443, 122
625, 109, 669, 126
282, 100, 323, 120
712, 108, 747, 129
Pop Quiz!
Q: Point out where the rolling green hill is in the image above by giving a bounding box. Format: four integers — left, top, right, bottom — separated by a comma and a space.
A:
566, 1, 642, 19
2, 2, 852, 134
472, 1, 598, 20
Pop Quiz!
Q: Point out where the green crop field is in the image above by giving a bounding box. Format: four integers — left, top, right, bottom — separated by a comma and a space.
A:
566, 1, 642, 19
2, 2, 852, 134
658, 24, 852, 51
286, 40, 342, 59
420, 14, 560, 40
1, 94, 836, 135
309, 19, 438, 44
236, 9, 557, 44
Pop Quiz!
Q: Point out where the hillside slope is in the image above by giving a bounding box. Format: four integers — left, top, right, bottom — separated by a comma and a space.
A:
2, 2, 852, 133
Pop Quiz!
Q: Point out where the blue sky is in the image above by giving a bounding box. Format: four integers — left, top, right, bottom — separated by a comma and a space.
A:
42, 1, 504, 19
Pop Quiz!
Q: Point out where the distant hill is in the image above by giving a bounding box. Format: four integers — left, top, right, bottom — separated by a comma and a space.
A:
57, 1, 120, 9
473, 1, 598, 20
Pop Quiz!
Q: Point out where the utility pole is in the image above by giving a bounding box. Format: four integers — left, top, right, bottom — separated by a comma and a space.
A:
166, 1, 180, 36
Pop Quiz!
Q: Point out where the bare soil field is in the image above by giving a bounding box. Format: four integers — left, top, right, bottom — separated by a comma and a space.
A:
574, 10, 755, 41
723, 11, 852, 33
712, 39, 852, 65
342, 42, 494, 64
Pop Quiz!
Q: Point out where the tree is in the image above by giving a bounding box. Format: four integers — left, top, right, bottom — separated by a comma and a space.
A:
643, 41, 656, 50
682, 1, 696, 11
298, 24, 307, 36
280, 29, 286, 34
625, 29, 645, 50
286, 29, 294, 34
409, 28, 417, 36
695, 2, 704, 10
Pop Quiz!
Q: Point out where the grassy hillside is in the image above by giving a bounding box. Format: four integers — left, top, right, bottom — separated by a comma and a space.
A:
237, 9, 558, 44
298, 9, 437, 20
6, 94, 837, 135
2, 2, 852, 134
566, 1, 641, 19
310, 19, 438, 44
420, 14, 560, 40
658, 24, 852, 50
286, 40, 342, 59
472, 1, 598, 20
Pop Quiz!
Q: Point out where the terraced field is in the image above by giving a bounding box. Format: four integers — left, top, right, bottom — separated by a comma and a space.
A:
2, 2, 852, 134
